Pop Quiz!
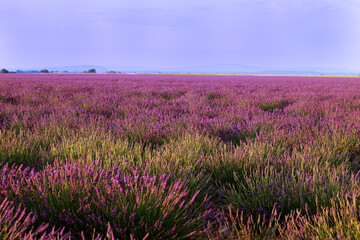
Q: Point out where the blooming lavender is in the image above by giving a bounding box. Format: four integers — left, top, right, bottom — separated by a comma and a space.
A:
0, 197, 71, 239
0, 73, 360, 239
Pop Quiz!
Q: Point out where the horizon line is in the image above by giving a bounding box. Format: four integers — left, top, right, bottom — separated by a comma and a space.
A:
3, 72, 360, 78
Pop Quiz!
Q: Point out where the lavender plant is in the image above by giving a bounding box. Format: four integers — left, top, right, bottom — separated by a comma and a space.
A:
0, 161, 212, 239
0, 198, 70, 239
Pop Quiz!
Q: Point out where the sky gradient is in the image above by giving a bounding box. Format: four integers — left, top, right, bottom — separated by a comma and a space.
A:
1, 0, 360, 71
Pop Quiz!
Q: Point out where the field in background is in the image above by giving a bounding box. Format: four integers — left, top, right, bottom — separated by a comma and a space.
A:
1, 73, 360, 239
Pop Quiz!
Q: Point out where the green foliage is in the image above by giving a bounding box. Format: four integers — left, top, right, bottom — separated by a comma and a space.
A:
152, 91, 187, 100
259, 100, 290, 112
0, 95, 19, 105
207, 92, 221, 101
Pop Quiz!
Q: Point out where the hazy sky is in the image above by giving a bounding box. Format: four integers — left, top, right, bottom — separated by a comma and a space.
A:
1, 0, 360, 71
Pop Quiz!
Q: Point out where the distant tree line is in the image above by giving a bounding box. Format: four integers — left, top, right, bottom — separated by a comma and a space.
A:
0, 69, 18, 73
0, 69, 72, 74
1, 68, 143, 74
83, 69, 96, 73
1, 69, 41, 73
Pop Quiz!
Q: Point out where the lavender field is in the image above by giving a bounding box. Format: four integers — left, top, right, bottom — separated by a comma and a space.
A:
1, 73, 360, 239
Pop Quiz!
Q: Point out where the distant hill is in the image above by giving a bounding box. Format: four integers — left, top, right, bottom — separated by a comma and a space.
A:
45, 65, 110, 73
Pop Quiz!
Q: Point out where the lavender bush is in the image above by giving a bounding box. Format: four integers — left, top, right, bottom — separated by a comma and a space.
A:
0, 161, 211, 239
0, 198, 70, 239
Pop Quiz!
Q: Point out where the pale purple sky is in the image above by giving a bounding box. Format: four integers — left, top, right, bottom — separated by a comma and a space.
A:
1, 0, 360, 71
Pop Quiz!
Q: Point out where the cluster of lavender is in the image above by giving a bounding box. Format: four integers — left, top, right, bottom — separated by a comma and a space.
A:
0, 161, 211, 239
0, 73, 360, 239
